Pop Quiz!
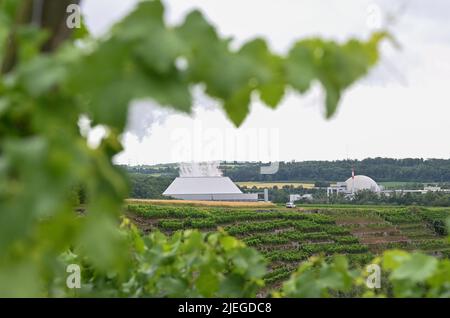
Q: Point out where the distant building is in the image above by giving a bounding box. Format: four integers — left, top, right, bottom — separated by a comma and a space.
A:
163, 176, 258, 201
162, 162, 259, 201
327, 169, 381, 197
384, 185, 450, 196
326, 169, 450, 198
326, 182, 348, 196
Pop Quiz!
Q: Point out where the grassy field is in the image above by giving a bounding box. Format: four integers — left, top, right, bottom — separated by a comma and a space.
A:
127, 201, 450, 293
379, 181, 423, 189
236, 181, 315, 189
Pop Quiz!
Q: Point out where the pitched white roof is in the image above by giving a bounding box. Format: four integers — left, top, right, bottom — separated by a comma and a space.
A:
163, 177, 242, 195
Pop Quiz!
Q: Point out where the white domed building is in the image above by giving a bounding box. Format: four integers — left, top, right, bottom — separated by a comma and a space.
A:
345, 175, 381, 193
327, 172, 381, 197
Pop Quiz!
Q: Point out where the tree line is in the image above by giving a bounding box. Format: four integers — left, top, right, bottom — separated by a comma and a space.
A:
119, 158, 450, 185
221, 158, 450, 182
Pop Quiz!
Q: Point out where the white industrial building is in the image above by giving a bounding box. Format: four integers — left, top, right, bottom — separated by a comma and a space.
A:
162, 162, 260, 201
327, 173, 381, 197
327, 171, 450, 197
163, 176, 259, 201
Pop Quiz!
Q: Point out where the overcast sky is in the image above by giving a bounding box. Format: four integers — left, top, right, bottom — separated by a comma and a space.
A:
82, 0, 450, 165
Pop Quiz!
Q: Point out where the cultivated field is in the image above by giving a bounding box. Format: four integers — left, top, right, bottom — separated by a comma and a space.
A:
126, 199, 275, 208
127, 202, 450, 292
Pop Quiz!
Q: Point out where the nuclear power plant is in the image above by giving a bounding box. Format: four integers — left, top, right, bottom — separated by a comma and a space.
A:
327, 168, 450, 197
327, 169, 381, 197
163, 162, 263, 201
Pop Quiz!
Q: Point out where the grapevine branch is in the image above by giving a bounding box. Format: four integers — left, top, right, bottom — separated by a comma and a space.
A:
1, 0, 80, 73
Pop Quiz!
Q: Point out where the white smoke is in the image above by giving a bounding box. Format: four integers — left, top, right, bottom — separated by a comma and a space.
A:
125, 86, 218, 141
126, 100, 174, 141
179, 161, 223, 177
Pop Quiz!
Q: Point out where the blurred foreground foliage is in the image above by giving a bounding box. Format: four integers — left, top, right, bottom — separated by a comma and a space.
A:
63, 224, 266, 297
280, 250, 450, 298
1, 0, 448, 297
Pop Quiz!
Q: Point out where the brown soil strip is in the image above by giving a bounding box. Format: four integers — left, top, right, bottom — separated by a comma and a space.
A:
126, 212, 158, 233
351, 227, 399, 235
360, 236, 410, 245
